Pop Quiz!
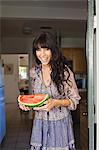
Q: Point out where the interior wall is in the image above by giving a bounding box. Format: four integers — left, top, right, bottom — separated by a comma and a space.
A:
1, 37, 85, 54
2, 37, 33, 54
19, 54, 28, 66
2, 5, 87, 20
1, 54, 20, 103
61, 38, 85, 48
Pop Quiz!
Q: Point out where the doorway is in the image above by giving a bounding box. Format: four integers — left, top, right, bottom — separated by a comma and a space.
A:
18, 54, 29, 95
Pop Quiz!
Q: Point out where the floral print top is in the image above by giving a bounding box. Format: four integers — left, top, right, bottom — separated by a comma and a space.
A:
30, 65, 81, 121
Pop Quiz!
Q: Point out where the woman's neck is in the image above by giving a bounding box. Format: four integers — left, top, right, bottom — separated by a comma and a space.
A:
42, 64, 50, 69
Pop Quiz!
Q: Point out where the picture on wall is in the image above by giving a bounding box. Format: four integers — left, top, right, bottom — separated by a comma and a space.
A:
4, 64, 14, 74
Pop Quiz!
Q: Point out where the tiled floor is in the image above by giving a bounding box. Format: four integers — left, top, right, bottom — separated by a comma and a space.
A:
0, 103, 80, 150
0, 103, 33, 150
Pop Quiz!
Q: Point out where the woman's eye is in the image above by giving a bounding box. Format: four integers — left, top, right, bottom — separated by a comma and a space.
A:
45, 48, 50, 51
36, 49, 41, 51
36, 48, 49, 51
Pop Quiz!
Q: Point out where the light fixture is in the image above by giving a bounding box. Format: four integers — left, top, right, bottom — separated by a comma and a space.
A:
23, 27, 33, 34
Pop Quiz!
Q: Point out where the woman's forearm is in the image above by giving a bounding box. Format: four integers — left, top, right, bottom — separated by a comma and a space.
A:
54, 99, 71, 107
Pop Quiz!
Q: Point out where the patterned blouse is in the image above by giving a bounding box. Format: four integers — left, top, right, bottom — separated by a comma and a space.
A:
30, 65, 81, 120
30, 65, 81, 150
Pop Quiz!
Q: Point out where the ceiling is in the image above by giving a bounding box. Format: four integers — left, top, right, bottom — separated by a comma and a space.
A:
1, 0, 87, 9
1, 0, 88, 38
1, 18, 87, 38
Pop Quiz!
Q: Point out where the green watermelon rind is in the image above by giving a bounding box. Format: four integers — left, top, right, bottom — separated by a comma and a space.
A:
18, 94, 49, 108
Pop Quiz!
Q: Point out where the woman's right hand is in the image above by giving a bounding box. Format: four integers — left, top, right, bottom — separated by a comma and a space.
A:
18, 103, 31, 111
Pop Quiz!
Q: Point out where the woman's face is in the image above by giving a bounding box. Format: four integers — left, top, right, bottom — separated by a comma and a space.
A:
36, 48, 52, 65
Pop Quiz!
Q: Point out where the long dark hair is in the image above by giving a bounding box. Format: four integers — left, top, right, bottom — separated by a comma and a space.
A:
32, 31, 71, 95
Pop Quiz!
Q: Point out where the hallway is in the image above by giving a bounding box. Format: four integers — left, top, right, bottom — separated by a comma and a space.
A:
0, 103, 80, 150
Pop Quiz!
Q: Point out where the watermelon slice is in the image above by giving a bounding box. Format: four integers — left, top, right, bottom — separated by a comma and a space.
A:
18, 94, 49, 107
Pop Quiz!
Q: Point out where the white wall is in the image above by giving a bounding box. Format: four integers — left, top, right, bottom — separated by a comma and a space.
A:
19, 54, 28, 66
2, 5, 87, 20
2, 37, 33, 54
61, 38, 85, 48
1, 55, 20, 103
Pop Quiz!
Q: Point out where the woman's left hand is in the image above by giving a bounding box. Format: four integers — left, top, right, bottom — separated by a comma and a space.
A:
33, 98, 57, 112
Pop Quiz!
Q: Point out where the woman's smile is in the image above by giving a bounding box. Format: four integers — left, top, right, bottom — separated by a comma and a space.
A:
36, 48, 52, 65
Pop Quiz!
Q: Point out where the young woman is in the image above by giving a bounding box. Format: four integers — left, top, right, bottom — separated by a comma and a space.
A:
19, 31, 81, 150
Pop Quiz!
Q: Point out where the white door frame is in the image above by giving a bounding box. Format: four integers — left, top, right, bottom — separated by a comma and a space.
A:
86, 0, 94, 149
96, 0, 99, 149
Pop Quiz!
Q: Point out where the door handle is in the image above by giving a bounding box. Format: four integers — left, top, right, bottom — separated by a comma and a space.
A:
82, 112, 88, 116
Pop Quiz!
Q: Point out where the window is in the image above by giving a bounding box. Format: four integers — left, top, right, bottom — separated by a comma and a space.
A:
19, 66, 28, 79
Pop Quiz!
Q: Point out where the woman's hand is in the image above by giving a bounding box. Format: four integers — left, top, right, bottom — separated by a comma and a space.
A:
33, 98, 71, 112
33, 98, 59, 112
18, 103, 31, 111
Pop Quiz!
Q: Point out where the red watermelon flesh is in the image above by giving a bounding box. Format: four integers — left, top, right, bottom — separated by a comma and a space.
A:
18, 94, 49, 107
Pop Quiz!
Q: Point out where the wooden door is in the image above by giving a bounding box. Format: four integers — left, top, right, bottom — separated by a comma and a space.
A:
61, 48, 73, 60
72, 48, 87, 73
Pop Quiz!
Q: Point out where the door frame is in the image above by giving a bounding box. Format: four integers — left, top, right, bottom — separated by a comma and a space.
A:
86, 0, 94, 149
96, 0, 99, 149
